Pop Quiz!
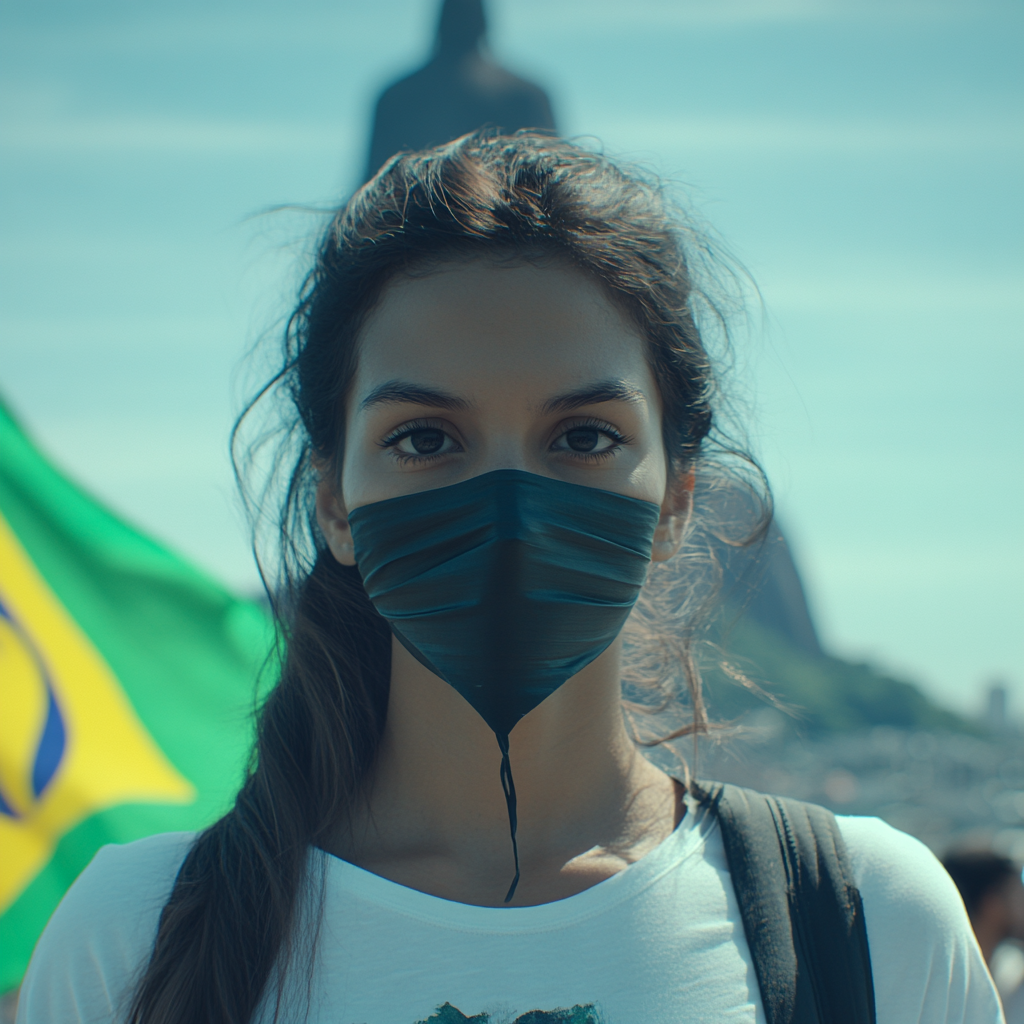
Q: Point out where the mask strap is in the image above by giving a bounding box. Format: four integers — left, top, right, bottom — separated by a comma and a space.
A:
496, 732, 520, 903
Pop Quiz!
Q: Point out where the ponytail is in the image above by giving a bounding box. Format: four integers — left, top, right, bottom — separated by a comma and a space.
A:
128, 556, 391, 1023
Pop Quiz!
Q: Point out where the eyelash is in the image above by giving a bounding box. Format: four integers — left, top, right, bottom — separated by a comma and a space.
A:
378, 417, 631, 464
379, 419, 458, 464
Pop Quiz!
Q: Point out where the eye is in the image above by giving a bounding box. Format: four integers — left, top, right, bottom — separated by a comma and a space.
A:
561, 427, 612, 453
380, 421, 462, 461
396, 428, 447, 455
550, 420, 627, 458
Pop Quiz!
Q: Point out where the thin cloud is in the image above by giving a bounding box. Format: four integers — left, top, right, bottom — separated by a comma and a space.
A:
760, 275, 1024, 314
2, 108, 1017, 159
594, 114, 1022, 156
0, 0, 1012, 58
0, 115, 355, 156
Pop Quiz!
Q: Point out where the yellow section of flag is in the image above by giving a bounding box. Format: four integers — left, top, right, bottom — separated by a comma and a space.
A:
0, 511, 194, 913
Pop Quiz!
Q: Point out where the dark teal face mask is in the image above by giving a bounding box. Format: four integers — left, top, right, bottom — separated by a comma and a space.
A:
348, 469, 660, 900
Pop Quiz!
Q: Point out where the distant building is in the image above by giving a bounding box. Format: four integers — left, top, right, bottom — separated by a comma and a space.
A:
987, 681, 1009, 733
365, 0, 556, 182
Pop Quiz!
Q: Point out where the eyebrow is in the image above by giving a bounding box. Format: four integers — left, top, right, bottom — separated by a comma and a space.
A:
542, 380, 647, 414
359, 380, 471, 411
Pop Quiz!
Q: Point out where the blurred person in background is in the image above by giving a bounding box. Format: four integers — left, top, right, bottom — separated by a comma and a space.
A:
943, 851, 1024, 964
944, 850, 1024, 1021
14, 133, 1001, 1024
364, 0, 555, 181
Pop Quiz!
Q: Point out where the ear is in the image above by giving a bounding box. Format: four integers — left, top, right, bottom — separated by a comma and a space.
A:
651, 470, 695, 563
315, 475, 357, 567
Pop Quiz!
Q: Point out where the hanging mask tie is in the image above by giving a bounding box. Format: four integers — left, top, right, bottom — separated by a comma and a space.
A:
350, 469, 660, 903
496, 732, 520, 902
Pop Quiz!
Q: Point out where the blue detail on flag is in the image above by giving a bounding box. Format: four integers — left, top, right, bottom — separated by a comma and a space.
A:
0, 597, 67, 816
31, 688, 66, 799
0, 785, 17, 818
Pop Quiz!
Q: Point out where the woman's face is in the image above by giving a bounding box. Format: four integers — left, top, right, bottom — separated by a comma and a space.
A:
318, 258, 689, 563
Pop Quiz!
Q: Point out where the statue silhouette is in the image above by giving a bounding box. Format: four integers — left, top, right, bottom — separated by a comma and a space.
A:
364, 0, 556, 182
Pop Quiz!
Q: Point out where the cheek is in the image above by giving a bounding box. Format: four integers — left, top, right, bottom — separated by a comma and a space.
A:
338, 418, 378, 513
629, 449, 669, 506
625, 406, 670, 504
339, 450, 375, 515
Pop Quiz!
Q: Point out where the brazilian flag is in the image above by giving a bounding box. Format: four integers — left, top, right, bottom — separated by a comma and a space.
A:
0, 398, 273, 991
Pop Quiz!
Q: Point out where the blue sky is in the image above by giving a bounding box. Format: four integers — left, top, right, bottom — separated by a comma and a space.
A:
1, 0, 1021, 715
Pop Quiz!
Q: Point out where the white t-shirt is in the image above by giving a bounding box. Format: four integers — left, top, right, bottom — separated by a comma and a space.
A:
17, 799, 1003, 1024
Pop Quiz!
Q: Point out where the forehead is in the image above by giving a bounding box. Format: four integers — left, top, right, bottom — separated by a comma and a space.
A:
352, 260, 652, 398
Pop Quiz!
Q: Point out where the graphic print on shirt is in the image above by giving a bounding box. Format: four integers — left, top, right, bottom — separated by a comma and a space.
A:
413, 1003, 604, 1024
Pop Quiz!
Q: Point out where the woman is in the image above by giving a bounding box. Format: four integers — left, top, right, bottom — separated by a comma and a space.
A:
17, 133, 1000, 1024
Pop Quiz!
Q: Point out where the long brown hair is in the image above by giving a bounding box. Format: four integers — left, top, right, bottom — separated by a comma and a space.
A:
128, 131, 763, 1023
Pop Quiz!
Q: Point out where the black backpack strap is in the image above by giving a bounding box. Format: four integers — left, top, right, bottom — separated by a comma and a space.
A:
692, 780, 876, 1024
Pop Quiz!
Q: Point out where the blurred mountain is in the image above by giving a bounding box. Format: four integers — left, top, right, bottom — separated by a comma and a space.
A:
705, 612, 974, 735
677, 482, 974, 735
721, 520, 822, 658
652, 520, 1013, 857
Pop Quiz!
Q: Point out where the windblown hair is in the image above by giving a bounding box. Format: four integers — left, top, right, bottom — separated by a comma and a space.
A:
128, 131, 767, 1023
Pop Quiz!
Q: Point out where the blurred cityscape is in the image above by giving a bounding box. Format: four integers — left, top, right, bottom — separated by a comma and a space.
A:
701, 704, 1024, 861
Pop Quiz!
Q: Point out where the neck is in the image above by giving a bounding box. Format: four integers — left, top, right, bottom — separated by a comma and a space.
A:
327, 636, 681, 905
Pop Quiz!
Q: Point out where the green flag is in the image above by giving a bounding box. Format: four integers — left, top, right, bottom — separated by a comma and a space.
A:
0, 397, 272, 991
